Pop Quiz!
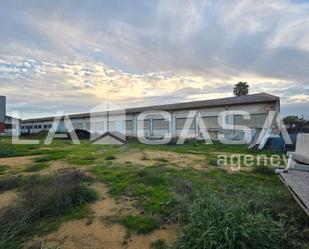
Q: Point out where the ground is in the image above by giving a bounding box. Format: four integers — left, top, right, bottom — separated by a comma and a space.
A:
0, 136, 308, 249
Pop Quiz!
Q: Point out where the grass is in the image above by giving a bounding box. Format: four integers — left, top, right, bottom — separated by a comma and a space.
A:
122, 215, 158, 234
176, 191, 285, 249
0, 136, 308, 248
151, 240, 169, 249
0, 165, 7, 175
0, 171, 97, 248
24, 163, 49, 172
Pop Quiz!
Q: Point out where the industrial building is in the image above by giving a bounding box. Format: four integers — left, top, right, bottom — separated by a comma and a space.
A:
0, 96, 21, 136
20, 92, 280, 140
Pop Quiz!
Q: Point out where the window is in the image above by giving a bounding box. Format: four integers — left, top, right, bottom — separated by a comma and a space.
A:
86, 122, 91, 131
126, 120, 133, 130
37, 125, 42, 129
153, 119, 169, 130
137, 119, 150, 130
73, 122, 83, 130
202, 116, 220, 129
34, 125, 37, 129
176, 118, 195, 130
234, 114, 267, 128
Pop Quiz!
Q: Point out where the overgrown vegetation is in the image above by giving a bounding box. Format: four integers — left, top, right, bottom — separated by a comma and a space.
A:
0, 171, 97, 248
122, 215, 158, 234
0, 136, 308, 248
176, 191, 285, 249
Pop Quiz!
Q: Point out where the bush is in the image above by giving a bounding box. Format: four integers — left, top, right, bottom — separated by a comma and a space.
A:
176, 192, 284, 249
122, 215, 158, 234
0, 170, 97, 248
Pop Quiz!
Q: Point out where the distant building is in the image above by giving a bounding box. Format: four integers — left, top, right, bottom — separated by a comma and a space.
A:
21, 93, 280, 141
0, 96, 21, 136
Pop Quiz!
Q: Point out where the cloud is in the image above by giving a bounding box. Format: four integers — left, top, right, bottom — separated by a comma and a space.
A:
0, 0, 309, 118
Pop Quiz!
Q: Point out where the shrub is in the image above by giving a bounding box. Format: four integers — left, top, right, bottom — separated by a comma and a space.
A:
176, 192, 284, 249
122, 215, 158, 234
0, 170, 97, 248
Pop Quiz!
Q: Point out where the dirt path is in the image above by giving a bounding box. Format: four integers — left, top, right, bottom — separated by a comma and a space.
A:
26, 182, 178, 249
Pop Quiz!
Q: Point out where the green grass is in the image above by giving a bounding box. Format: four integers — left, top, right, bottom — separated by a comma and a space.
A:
151, 240, 169, 249
24, 163, 49, 172
0, 165, 7, 175
176, 191, 285, 249
122, 215, 158, 234
0, 136, 308, 248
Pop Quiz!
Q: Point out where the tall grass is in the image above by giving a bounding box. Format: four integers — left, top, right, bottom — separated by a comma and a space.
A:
176, 191, 285, 249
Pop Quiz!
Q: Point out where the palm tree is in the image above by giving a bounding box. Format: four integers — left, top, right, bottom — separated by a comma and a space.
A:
233, 82, 249, 96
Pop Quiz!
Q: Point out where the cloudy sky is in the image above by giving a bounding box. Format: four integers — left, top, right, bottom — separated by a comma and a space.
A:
1, 0, 309, 119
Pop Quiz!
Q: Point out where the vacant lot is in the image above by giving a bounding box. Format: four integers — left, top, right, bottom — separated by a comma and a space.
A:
0, 136, 308, 249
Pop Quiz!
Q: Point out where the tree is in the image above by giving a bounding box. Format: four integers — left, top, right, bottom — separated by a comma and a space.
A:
233, 82, 249, 96
283, 115, 307, 128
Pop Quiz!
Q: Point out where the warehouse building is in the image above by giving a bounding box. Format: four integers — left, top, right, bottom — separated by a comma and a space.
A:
20, 93, 280, 141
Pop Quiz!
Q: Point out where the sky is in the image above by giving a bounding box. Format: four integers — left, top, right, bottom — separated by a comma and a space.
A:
0, 0, 309, 119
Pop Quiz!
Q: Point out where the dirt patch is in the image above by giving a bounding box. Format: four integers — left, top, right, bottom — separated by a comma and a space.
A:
0, 190, 18, 209
0, 156, 39, 168
115, 149, 208, 171
26, 182, 177, 249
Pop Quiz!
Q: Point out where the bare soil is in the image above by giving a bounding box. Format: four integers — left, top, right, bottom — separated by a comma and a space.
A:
115, 149, 208, 171
0, 155, 39, 168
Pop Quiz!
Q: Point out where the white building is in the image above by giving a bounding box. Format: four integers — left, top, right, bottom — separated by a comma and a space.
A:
21, 93, 280, 141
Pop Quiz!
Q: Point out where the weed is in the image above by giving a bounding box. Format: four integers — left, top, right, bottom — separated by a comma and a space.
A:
122, 215, 158, 234
151, 239, 169, 249
24, 163, 49, 172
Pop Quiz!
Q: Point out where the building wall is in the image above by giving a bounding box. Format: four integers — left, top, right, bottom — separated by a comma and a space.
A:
21, 101, 279, 140
0, 96, 6, 133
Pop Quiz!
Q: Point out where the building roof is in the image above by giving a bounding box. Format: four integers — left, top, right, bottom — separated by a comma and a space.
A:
23, 92, 279, 123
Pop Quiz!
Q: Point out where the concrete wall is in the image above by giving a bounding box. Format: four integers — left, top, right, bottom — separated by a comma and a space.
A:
21, 101, 279, 140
